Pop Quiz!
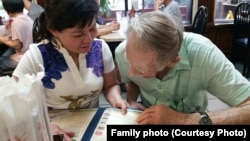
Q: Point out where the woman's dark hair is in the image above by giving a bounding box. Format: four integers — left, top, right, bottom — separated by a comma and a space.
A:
36, 0, 98, 42
2, 0, 24, 14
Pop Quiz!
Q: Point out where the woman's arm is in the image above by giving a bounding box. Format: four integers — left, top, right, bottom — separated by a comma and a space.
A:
102, 69, 128, 115
97, 21, 120, 37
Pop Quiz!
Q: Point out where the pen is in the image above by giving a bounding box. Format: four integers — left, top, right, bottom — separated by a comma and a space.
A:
154, 93, 160, 105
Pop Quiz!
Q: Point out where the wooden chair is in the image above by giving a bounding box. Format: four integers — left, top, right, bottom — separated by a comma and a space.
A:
191, 5, 208, 35
230, 2, 250, 77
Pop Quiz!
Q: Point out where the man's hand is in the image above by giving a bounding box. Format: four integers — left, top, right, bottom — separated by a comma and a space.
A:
50, 124, 75, 141
137, 104, 189, 124
128, 101, 146, 111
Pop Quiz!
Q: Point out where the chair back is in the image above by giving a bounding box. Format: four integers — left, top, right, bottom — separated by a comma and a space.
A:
233, 2, 250, 43
32, 17, 41, 43
230, 2, 250, 77
191, 5, 208, 35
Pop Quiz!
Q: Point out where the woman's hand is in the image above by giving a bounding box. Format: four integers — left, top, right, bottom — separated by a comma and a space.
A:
113, 98, 130, 115
50, 124, 75, 141
108, 21, 120, 31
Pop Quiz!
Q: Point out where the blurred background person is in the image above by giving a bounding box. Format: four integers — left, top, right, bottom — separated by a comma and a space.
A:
155, 0, 184, 30
0, 0, 33, 75
95, 0, 120, 37
23, 0, 44, 21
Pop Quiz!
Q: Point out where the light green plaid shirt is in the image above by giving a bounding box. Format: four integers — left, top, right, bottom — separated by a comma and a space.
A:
115, 32, 250, 113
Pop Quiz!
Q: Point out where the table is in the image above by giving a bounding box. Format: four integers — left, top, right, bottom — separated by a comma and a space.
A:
99, 31, 126, 42
99, 31, 126, 57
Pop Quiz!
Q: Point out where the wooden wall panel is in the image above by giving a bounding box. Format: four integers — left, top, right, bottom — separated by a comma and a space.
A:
36, 0, 47, 7
214, 25, 233, 58
198, 0, 215, 23
185, 23, 234, 59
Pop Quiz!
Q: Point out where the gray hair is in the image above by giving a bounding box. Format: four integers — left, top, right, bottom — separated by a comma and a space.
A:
126, 11, 183, 64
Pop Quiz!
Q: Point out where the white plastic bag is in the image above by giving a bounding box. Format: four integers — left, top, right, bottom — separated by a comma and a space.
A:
0, 74, 53, 141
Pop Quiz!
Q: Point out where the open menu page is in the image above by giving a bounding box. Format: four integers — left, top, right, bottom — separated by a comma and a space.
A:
49, 108, 97, 141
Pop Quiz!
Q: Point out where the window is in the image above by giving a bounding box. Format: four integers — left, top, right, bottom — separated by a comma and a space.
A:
103, 0, 193, 25
215, 0, 250, 24
0, 2, 8, 19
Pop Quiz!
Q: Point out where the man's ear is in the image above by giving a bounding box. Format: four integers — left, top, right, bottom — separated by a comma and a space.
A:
167, 55, 180, 68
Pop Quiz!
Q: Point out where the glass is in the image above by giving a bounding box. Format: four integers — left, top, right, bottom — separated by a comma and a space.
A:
215, 0, 250, 24
115, 11, 122, 23
120, 16, 129, 36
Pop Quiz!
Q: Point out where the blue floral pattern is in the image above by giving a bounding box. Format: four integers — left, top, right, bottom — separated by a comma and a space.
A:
86, 40, 103, 77
38, 40, 103, 89
38, 43, 68, 89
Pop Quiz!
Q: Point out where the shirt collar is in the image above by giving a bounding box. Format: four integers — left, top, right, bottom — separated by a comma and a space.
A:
165, 42, 191, 78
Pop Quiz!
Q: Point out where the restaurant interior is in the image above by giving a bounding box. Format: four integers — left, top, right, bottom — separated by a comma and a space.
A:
0, 0, 250, 140
16, 0, 248, 111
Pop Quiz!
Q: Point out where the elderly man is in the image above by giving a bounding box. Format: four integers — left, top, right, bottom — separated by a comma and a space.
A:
115, 11, 250, 125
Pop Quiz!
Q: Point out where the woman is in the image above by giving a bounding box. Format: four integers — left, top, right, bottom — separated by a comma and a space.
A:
13, 0, 127, 140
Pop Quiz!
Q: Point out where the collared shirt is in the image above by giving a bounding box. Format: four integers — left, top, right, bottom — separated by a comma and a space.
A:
115, 32, 250, 113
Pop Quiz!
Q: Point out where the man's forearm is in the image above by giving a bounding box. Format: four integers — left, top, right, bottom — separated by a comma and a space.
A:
209, 98, 250, 124
126, 82, 140, 103
0, 36, 21, 49
182, 98, 250, 125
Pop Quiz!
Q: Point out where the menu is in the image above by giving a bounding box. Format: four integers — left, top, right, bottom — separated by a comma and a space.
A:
49, 108, 142, 141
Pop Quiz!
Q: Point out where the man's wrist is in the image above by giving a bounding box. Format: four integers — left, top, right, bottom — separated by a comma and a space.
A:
199, 112, 212, 125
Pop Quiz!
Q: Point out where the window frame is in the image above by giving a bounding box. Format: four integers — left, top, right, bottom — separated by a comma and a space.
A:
102, 0, 193, 26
